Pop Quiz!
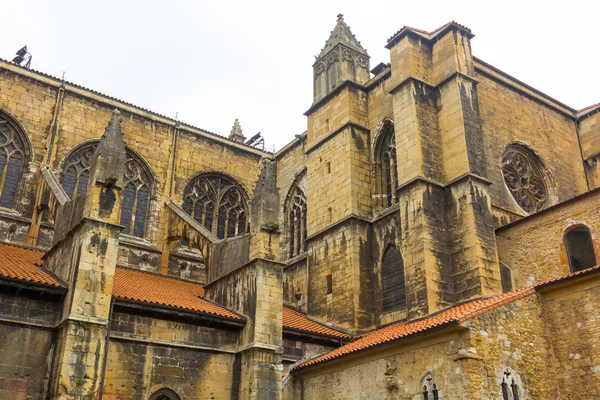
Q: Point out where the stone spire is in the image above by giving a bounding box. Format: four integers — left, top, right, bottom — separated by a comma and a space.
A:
312, 15, 371, 102
228, 119, 246, 143
317, 14, 368, 59
88, 109, 127, 189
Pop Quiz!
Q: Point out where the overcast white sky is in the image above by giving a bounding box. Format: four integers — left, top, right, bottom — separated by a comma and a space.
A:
2, 0, 598, 151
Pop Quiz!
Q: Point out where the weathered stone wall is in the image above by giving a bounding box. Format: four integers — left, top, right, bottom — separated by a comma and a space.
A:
104, 340, 235, 399
283, 258, 308, 309
0, 287, 61, 400
475, 63, 587, 222
578, 110, 600, 189
538, 274, 600, 398
0, 63, 265, 268
496, 189, 600, 289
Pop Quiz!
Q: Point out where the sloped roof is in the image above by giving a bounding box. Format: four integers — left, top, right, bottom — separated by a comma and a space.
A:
317, 14, 368, 59
283, 306, 352, 340
294, 265, 600, 371
0, 242, 61, 287
113, 267, 242, 320
293, 286, 534, 370
385, 21, 473, 49
577, 102, 600, 118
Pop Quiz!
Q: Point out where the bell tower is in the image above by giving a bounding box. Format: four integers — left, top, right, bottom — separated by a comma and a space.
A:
313, 14, 370, 102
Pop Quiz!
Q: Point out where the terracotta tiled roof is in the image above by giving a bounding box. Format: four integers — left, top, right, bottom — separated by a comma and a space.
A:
113, 267, 242, 320
294, 287, 535, 370
577, 102, 600, 114
283, 307, 352, 340
0, 242, 61, 287
294, 266, 600, 371
386, 21, 472, 46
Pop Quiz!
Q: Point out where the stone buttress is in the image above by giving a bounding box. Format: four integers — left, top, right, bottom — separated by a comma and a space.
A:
43, 109, 126, 399
205, 157, 284, 399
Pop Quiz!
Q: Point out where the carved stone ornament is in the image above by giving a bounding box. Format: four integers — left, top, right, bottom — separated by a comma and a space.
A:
501, 146, 548, 214
356, 56, 368, 69
342, 48, 353, 62
328, 51, 339, 66
315, 61, 326, 78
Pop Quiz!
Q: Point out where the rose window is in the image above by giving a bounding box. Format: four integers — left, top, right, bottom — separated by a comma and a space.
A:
501, 146, 548, 214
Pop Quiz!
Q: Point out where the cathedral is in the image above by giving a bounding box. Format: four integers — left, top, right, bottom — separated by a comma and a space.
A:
1, 15, 600, 399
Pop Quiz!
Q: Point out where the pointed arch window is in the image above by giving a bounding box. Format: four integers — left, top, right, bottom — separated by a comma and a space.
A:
287, 186, 307, 258
381, 245, 406, 313
422, 373, 439, 400
374, 121, 399, 209
149, 388, 181, 400
61, 142, 154, 238
565, 225, 596, 272
501, 370, 520, 400
0, 112, 30, 209
183, 174, 248, 239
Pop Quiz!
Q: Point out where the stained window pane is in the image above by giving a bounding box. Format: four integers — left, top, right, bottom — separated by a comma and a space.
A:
204, 203, 214, 232
384, 155, 392, 207
227, 209, 237, 238
381, 246, 406, 312
566, 226, 596, 272
193, 202, 204, 225
76, 170, 89, 197
120, 184, 136, 235
217, 207, 226, 239
0, 155, 23, 208
289, 211, 295, 257
237, 211, 246, 235
133, 187, 148, 238
63, 167, 77, 199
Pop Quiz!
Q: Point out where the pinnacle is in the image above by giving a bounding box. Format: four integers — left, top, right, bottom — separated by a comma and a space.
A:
317, 14, 368, 59
228, 118, 246, 143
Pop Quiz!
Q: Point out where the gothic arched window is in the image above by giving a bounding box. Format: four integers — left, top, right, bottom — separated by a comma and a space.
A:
287, 186, 307, 258
501, 144, 548, 214
61, 142, 154, 238
149, 388, 181, 400
565, 225, 596, 272
381, 245, 406, 313
501, 369, 521, 400
0, 111, 30, 209
422, 373, 440, 400
374, 120, 399, 209
183, 173, 248, 240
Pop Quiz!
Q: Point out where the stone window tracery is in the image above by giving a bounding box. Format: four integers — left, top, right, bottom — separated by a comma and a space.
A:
0, 112, 29, 209
381, 245, 406, 313
288, 186, 307, 258
374, 120, 399, 209
183, 173, 248, 240
422, 373, 440, 400
61, 142, 154, 238
565, 225, 596, 272
501, 369, 521, 400
149, 388, 181, 400
501, 145, 548, 214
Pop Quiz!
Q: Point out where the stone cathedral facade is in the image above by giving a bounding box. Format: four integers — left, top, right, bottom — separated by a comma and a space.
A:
1, 15, 600, 399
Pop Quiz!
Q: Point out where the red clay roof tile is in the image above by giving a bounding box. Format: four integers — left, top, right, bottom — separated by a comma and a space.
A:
283, 307, 352, 340
113, 267, 242, 320
0, 243, 61, 287
294, 266, 600, 371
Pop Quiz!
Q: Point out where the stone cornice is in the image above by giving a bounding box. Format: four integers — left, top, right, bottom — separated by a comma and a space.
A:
305, 121, 369, 155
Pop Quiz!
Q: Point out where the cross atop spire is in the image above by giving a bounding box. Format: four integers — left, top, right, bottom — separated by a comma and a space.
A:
317, 14, 368, 59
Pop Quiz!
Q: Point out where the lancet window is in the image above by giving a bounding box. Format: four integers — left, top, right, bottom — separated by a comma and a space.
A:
565, 225, 596, 272
183, 173, 248, 239
381, 245, 406, 313
62, 142, 154, 238
422, 373, 440, 400
0, 112, 29, 209
374, 120, 399, 209
501, 370, 520, 400
501, 144, 548, 214
288, 186, 307, 258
